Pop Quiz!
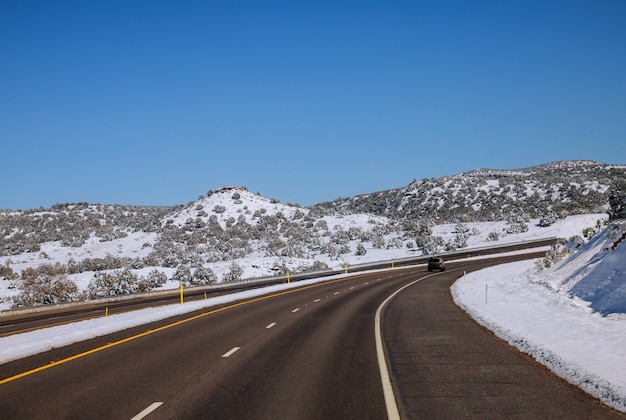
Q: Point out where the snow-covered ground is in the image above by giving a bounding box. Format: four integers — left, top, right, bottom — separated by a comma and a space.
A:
0, 211, 607, 311
452, 219, 626, 413
1, 213, 624, 413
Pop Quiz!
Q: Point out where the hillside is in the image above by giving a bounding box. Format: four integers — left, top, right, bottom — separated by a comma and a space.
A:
0, 160, 624, 309
312, 160, 626, 223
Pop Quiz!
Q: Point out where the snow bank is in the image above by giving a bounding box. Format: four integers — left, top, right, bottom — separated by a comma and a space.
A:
452, 220, 626, 413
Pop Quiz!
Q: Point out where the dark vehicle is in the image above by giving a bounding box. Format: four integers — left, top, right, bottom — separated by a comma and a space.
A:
427, 257, 445, 272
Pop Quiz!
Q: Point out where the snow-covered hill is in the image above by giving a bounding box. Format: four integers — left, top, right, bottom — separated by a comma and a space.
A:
314, 160, 626, 223
1, 159, 624, 310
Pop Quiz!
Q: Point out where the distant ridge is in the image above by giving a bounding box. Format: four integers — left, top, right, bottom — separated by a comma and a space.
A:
311, 160, 626, 223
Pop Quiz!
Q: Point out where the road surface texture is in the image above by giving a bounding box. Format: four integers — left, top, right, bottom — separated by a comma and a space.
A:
384, 260, 624, 419
0, 254, 623, 419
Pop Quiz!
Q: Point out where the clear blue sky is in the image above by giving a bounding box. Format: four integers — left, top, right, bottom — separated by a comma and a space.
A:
2, 1, 625, 210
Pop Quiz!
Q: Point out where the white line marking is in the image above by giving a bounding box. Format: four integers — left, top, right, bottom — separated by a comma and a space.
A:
292, 308, 300, 313
333, 292, 340, 295
350, 287, 355, 290
375, 273, 438, 420
222, 347, 241, 358
314, 299, 321, 302
131, 402, 164, 420
266, 322, 276, 329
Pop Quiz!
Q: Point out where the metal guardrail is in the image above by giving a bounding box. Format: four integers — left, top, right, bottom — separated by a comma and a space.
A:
221, 237, 557, 285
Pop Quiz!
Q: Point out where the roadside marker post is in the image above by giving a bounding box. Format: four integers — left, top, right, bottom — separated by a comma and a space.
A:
180, 284, 184, 304
485, 284, 488, 305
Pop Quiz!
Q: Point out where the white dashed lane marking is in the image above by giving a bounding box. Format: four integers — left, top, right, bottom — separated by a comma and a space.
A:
292, 308, 300, 313
131, 402, 163, 420
222, 347, 241, 358
266, 323, 276, 329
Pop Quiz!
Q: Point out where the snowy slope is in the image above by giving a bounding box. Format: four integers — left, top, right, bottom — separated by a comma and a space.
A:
452, 220, 626, 413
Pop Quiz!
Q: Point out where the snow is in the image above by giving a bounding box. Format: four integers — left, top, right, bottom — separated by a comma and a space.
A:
1, 210, 625, 413
452, 219, 626, 413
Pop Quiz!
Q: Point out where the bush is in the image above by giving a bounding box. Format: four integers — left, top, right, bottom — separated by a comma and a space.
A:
213, 205, 226, 214
13, 271, 80, 308
192, 266, 217, 285
537, 239, 571, 269
487, 231, 500, 241
87, 269, 140, 299
173, 265, 193, 286
145, 269, 168, 288
539, 212, 559, 227
223, 262, 243, 283
0, 262, 18, 280
506, 215, 529, 234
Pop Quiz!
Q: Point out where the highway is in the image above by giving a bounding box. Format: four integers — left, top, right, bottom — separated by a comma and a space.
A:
0, 251, 623, 419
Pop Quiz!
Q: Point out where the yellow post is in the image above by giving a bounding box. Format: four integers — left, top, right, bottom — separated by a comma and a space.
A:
287, 271, 291, 283
204, 292, 207, 300
180, 284, 184, 304
105, 307, 108, 317
345, 265, 348, 274
392, 261, 395, 268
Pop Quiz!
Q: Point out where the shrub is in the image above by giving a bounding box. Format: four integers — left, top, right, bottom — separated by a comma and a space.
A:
87, 269, 140, 299
13, 272, 80, 308
0, 262, 18, 280
192, 266, 217, 285
486, 231, 500, 241
173, 265, 193, 286
537, 239, 571, 269
223, 262, 243, 283
145, 269, 168, 288
539, 212, 559, 227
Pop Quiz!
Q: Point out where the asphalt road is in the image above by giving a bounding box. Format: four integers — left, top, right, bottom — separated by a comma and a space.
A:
383, 257, 625, 419
0, 252, 623, 419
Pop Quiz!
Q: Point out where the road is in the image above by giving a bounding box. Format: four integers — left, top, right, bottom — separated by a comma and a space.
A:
383, 257, 624, 419
0, 252, 623, 419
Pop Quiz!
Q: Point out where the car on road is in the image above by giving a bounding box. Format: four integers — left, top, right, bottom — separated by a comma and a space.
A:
427, 257, 446, 272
